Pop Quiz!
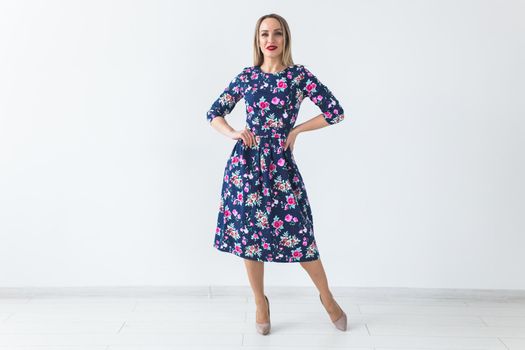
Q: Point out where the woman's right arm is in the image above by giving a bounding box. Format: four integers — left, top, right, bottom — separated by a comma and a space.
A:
206, 69, 255, 146
211, 117, 255, 147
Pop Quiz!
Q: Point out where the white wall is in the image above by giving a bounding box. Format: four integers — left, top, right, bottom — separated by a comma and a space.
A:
0, 0, 523, 289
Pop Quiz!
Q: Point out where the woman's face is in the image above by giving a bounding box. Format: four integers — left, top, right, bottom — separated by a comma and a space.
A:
259, 18, 284, 61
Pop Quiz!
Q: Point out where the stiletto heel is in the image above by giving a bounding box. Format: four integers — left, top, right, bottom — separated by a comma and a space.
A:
255, 295, 271, 335
320, 293, 347, 331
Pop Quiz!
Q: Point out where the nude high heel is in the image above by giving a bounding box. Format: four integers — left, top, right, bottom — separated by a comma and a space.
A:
320, 293, 347, 331
255, 295, 271, 335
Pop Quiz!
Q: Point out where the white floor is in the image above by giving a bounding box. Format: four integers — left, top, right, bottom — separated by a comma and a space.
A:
0, 286, 524, 350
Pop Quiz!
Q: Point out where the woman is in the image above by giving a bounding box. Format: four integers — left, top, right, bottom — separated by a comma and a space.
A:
206, 13, 347, 335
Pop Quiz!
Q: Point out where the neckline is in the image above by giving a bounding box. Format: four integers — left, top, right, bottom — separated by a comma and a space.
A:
255, 64, 295, 75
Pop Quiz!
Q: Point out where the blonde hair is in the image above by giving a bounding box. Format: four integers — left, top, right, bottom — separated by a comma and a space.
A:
253, 14, 294, 67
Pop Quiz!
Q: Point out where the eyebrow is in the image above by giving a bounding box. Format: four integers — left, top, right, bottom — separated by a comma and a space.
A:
260, 29, 282, 32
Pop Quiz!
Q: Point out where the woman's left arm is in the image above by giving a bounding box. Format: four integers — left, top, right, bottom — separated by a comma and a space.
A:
284, 114, 328, 151
285, 66, 346, 151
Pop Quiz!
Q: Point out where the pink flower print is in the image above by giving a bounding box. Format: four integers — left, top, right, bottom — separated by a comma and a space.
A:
277, 158, 285, 166
269, 163, 276, 172
306, 81, 317, 93
234, 245, 242, 253
272, 219, 283, 229
271, 97, 281, 105
285, 214, 293, 222
263, 242, 270, 249
263, 188, 269, 196
277, 80, 287, 89
232, 209, 238, 216
292, 249, 303, 259
247, 105, 254, 113
224, 210, 231, 219
237, 193, 243, 201
287, 196, 296, 205
293, 217, 298, 222
231, 156, 239, 165
224, 174, 229, 182
258, 100, 269, 109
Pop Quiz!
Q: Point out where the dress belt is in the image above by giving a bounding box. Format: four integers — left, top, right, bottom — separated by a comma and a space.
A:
253, 134, 287, 139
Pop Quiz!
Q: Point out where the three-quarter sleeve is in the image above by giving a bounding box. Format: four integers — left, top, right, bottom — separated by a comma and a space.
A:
206, 70, 245, 123
299, 65, 345, 125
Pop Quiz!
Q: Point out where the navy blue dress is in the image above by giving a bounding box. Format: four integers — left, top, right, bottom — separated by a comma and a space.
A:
207, 64, 345, 262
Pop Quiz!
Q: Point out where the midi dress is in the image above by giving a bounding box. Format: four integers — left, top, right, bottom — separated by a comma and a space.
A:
206, 64, 345, 263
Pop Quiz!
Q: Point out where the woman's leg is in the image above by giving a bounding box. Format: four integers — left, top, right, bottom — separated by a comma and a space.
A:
244, 258, 269, 323
300, 258, 344, 322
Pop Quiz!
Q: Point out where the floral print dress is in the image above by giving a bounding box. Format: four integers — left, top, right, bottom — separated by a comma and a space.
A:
207, 64, 345, 263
